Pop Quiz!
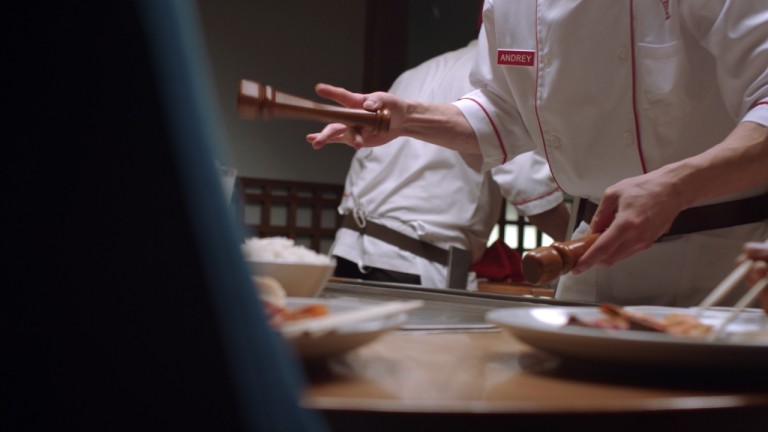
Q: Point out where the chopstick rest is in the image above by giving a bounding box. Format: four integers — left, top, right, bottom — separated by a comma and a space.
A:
280, 300, 424, 339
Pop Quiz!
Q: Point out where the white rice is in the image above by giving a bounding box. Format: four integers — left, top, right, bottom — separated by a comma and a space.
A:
241, 236, 333, 265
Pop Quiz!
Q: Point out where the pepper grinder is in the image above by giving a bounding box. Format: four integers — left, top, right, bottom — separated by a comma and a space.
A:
237, 79, 391, 133
522, 233, 601, 285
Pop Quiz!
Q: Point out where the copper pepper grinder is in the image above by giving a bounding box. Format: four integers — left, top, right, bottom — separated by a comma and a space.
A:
522, 233, 600, 285
237, 79, 391, 133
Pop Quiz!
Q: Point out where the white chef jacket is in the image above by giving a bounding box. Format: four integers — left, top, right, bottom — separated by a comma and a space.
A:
454, 0, 768, 306
330, 40, 563, 289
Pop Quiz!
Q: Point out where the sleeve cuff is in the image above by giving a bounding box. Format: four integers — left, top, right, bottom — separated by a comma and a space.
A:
453, 97, 508, 172
512, 188, 564, 216
743, 101, 768, 128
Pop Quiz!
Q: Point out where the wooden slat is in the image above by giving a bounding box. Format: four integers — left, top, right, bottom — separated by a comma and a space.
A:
235, 177, 344, 253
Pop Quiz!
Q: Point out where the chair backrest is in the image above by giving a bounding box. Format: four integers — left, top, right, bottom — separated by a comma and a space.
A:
236, 177, 344, 253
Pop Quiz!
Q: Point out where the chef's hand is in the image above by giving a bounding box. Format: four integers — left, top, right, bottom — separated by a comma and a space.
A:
306, 83, 407, 150
571, 171, 684, 274
738, 241, 768, 313
739, 241, 768, 286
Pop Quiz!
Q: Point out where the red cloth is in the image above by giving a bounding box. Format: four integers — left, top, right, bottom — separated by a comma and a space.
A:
471, 239, 525, 283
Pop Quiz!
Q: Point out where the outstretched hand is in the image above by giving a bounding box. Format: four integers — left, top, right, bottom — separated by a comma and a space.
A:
306, 84, 407, 150
571, 171, 685, 274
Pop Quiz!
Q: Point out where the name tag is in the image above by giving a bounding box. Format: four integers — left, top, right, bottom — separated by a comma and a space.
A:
497, 49, 535, 67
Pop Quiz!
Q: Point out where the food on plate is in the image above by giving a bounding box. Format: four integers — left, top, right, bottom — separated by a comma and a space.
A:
270, 302, 329, 325
242, 236, 334, 264
253, 275, 286, 308
251, 275, 329, 325
566, 303, 712, 337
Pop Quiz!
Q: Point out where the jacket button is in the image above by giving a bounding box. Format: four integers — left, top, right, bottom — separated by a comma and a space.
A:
623, 132, 634, 145
617, 47, 629, 61
541, 53, 552, 69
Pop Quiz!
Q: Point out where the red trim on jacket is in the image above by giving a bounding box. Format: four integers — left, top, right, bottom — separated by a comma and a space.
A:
531, 0, 564, 192
629, 0, 648, 174
511, 186, 562, 206
458, 97, 508, 164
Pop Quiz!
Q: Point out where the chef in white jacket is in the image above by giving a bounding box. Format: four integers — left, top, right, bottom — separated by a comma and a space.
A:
308, 1, 768, 306
330, 40, 569, 290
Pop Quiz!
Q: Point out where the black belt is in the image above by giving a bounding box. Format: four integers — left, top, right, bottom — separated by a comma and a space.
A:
340, 213, 471, 289
341, 213, 450, 263
578, 191, 768, 237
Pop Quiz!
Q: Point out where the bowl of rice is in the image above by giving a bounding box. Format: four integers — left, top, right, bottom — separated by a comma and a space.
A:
242, 236, 336, 298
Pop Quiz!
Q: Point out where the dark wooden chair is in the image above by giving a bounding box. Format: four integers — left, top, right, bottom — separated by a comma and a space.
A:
235, 177, 344, 253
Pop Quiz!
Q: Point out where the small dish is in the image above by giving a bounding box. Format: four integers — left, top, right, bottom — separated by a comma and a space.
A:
280, 297, 407, 360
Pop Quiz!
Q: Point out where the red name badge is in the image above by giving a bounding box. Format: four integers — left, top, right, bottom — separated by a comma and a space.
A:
497, 49, 535, 67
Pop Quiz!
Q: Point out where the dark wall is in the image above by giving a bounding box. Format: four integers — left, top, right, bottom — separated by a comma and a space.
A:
195, 0, 366, 184
406, 0, 481, 68
364, 0, 481, 92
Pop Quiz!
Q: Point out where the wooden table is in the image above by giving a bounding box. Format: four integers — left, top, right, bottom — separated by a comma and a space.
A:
302, 330, 768, 431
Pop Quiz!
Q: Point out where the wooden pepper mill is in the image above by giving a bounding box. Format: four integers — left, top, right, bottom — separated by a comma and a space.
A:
522, 233, 600, 285
237, 79, 391, 133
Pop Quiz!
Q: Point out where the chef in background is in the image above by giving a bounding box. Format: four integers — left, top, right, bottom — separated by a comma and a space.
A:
308, 1, 768, 307
329, 39, 569, 290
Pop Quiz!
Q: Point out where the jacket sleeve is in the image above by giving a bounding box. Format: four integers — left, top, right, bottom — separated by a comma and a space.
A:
681, 0, 768, 127
452, 0, 537, 173
490, 149, 563, 216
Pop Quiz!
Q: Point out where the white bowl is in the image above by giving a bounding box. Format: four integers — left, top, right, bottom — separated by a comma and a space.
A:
246, 259, 336, 297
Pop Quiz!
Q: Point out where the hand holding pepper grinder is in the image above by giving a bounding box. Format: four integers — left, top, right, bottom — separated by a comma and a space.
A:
522, 233, 600, 285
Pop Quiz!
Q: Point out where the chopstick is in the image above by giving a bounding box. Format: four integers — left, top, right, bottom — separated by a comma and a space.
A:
280, 299, 424, 339
697, 238, 768, 339
696, 260, 752, 316
709, 276, 768, 340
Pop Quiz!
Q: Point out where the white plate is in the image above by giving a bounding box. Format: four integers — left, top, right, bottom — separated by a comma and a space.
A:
486, 306, 768, 370
279, 297, 406, 360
